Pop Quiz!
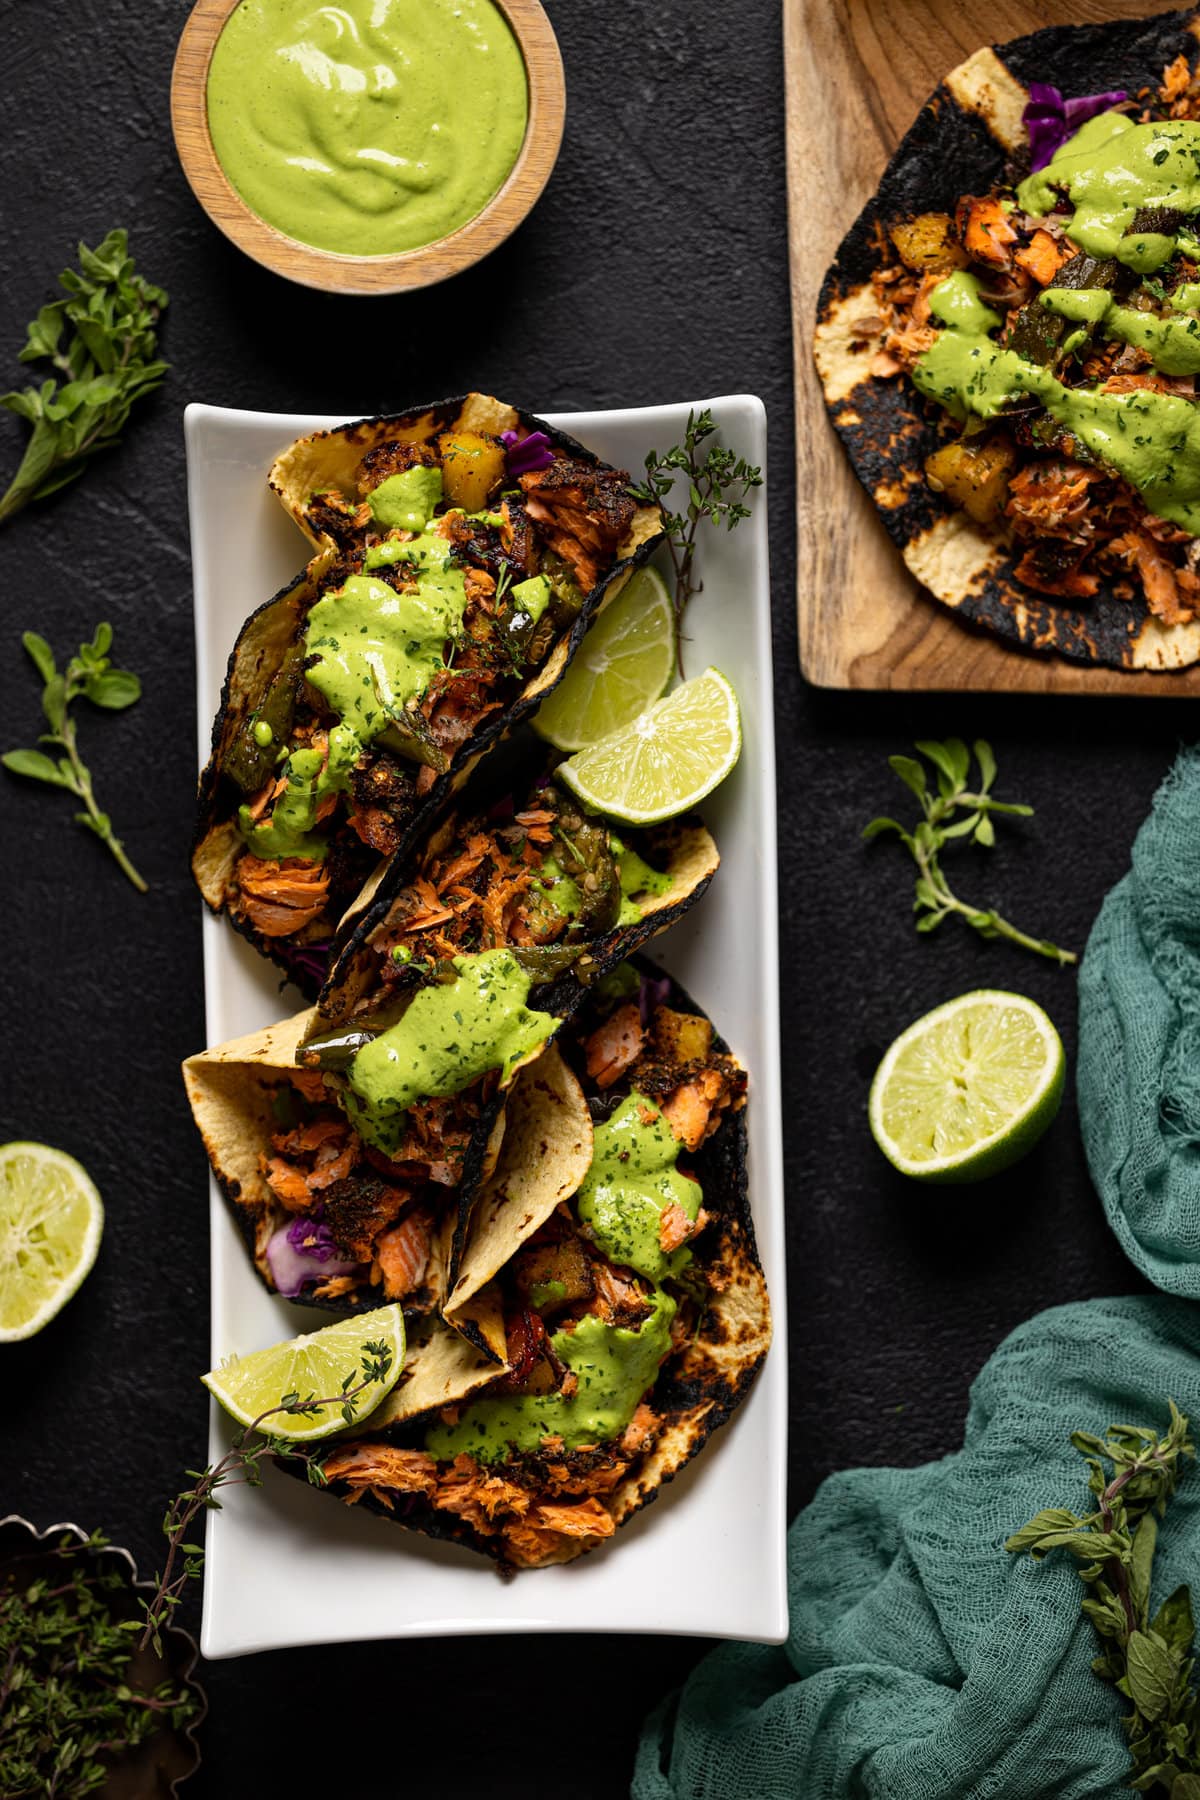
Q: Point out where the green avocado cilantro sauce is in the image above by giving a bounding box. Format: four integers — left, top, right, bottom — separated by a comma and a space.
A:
427, 1085, 700, 1465
205, 0, 529, 258
367, 464, 444, 532
576, 1092, 702, 1283
240, 467, 467, 861
238, 727, 360, 859
613, 836, 671, 924
1017, 114, 1200, 269
426, 1286, 676, 1463
533, 836, 672, 927
343, 948, 558, 1154
913, 113, 1200, 533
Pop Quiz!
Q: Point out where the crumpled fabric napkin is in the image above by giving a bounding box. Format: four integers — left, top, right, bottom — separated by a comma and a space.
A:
1078, 747, 1200, 1295
634, 1296, 1200, 1799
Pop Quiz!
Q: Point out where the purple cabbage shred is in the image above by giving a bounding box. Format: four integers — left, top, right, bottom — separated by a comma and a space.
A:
266, 1215, 358, 1297
638, 972, 672, 1027
1023, 82, 1127, 172
501, 428, 555, 477
286, 940, 331, 990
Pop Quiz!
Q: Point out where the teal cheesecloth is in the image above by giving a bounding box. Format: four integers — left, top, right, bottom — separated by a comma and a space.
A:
634, 1298, 1200, 1799
635, 749, 1200, 1798
1078, 748, 1200, 1295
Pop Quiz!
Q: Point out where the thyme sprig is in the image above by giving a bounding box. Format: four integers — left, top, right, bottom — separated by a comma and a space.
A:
631, 407, 762, 675
0, 230, 167, 523
137, 1339, 393, 1653
0, 1529, 201, 1800
1007, 1404, 1199, 1795
3, 624, 146, 891
864, 737, 1076, 965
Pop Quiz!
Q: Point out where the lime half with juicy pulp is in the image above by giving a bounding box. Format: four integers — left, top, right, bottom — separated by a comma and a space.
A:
0, 1142, 104, 1342
203, 1304, 406, 1441
869, 990, 1065, 1184
534, 564, 676, 751
556, 665, 741, 825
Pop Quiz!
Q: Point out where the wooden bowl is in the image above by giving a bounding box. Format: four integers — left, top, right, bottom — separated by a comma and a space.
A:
171, 0, 565, 295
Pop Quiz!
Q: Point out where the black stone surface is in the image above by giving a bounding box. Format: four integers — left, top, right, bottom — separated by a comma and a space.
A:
0, 1, 1176, 1794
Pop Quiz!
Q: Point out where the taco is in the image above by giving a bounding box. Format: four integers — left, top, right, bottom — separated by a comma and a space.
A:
192, 392, 663, 991
183, 768, 718, 1333
814, 10, 1200, 669
296, 963, 771, 1570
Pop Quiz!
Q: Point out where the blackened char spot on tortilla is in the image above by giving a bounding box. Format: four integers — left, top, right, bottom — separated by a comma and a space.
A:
815, 6, 1200, 670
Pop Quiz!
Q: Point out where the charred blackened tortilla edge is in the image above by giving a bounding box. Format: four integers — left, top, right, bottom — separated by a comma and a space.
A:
285, 960, 771, 1571
813, 6, 1200, 670
192, 392, 664, 996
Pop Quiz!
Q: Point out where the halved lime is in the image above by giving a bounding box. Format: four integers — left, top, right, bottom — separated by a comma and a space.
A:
0, 1142, 103, 1342
203, 1305, 405, 1441
869, 990, 1065, 1184
556, 666, 741, 825
534, 564, 676, 751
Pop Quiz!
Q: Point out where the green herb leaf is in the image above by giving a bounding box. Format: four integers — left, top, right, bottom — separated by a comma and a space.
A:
864, 740, 1076, 966
2, 748, 68, 786
632, 409, 761, 677
1152, 1585, 1195, 1658
1128, 1631, 1177, 1722
21, 630, 56, 684
4, 624, 147, 891
84, 668, 141, 710
1008, 1402, 1197, 1789
889, 754, 929, 805
0, 230, 168, 525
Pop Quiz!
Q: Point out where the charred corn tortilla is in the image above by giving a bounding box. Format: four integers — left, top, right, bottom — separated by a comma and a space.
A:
192, 392, 664, 993
283, 965, 771, 1571
815, 7, 1200, 670
182, 795, 718, 1322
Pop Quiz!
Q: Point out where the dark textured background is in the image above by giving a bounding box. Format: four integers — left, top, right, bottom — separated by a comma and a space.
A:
0, 0, 1178, 1793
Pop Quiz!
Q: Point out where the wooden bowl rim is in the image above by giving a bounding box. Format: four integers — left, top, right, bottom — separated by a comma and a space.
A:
170, 0, 565, 295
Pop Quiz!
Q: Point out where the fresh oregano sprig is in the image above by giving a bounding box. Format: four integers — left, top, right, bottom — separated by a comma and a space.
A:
136, 1339, 394, 1654
630, 407, 762, 675
0, 1528, 201, 1800
0, 230, 168, 523
863, 737, 1076, 965
1006, 1403, 1199, 1796
3, 624, 146, 892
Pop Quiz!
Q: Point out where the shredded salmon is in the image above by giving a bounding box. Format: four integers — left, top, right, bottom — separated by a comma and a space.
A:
583, 1003, 646, 1089
310, 1273, 359, 1300
1110, 530, 1197, 625
1005, 462, 1105, 539
1013, 229, 1071, 286
236, 855, 330, 938
659, 1202, 698, 1254
1163, 53, 1191, 102
323, 1444, 439, 1500
434, 1455, 531, 1531
261, 1157, 313, 1211
619, 1403, 660, 1456
661, 1067, 730, 1151
958, 195, 1018, 267
375, 1208, 433, 1301
501, 1499, 616, 1567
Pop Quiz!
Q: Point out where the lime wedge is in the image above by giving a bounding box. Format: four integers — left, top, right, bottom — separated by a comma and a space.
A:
869, 990, 1064, 1183
534, 564, 676, 751
203, 1305, 405, 1441
556, 666, 741, 825
0, 1142, 103, 1342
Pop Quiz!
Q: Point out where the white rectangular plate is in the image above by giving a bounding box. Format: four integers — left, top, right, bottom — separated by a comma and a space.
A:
185, 396, 786, 1657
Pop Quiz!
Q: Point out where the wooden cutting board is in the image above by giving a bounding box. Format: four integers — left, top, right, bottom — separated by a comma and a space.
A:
786, 0, 1200, 693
